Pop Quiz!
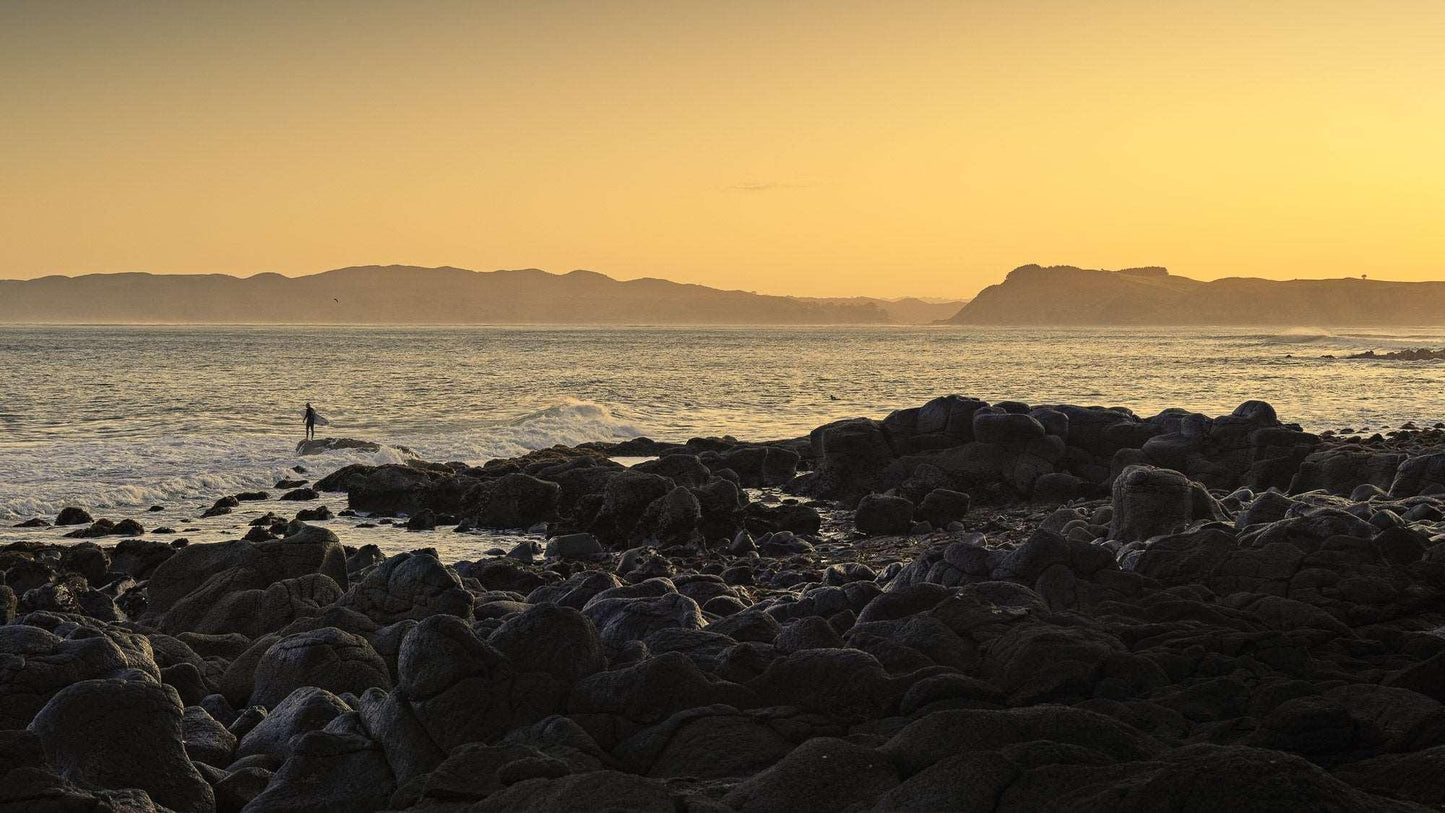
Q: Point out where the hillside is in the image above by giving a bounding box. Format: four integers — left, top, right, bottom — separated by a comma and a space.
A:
0, 266, 924, 325
943, 265, 1445, 325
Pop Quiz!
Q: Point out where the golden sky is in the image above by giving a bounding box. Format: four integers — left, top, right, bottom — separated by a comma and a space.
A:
2, 0, 1443, 298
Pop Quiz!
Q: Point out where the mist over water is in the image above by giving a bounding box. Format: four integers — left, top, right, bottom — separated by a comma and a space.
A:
1, 324, 1443, 520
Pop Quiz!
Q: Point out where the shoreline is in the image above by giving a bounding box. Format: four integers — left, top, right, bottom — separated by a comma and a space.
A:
3, 396, 1440, 530
4, 395, 1445, 810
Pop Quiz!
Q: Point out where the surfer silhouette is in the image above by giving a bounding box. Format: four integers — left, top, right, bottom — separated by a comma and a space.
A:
304, 403, 318, 439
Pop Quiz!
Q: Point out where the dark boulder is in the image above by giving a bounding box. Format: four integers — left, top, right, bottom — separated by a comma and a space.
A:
639, 486, 703, 547
372, 614, 569, 782
973, 409, 1047, 444
1333, 746, 1445, 808
1291, 448, 1405, 496
0, 623, 161, 730
689, 476, 745, 538
582, 592, 705, 649
1110, 464, 1224, 542
1032, 471, 1087, 503
182, 705, 236, 767
750, 647, 898, 717
296, 504, 332, 522
240, 719, 395, 812
872, 750, 1017, 811
1385, 651, 1445, 703
162, 571, 343, 637
64, 518, 144, 538
54, 506, 93, 526
405, 509, 438, 531
715, 445, 801, 487
58, 542, 109, 587
5, 558, 54, 594
1390, 451, 1445, 498
338, 551, 472, 625
344, 464, 440, 514
488, 603, 606, 685
467, 473, 561, 529
235, 686, 350, 762
855, 494, 915, 535
618, 705, 794, 779
589, 470, 674, 547
705, 610, 783, 644
568, 651, 753, 726
879, 705, 1162, 776
413, 741, 572, 804
1057, 743, 1419, 812
465, 770, 674, 813
28, 679, 214, 813
798, 418, 896, 501
109, 537, 175, 579
249, 626, 392, 708
722, 737, 898, 813
633, 454, 712, 488
147, 524, 348, 614
545, 532, 605, 560
916, 488, 971, 527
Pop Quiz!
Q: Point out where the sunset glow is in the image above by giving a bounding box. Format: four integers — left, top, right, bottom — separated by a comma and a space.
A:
3, 1, 1444, 297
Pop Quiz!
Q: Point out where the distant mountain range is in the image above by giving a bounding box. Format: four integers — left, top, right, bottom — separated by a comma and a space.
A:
942, 265, 1445, 326
0, 266, 968, 325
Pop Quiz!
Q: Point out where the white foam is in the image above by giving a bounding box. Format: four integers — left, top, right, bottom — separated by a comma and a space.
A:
0, 399, 646, 520
1261, 327, 1445, 352
1278, 326, 1335, 337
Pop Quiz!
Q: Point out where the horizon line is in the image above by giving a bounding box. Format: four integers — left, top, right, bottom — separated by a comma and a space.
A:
1, 262, 1435, 302
0, 264, 979, 302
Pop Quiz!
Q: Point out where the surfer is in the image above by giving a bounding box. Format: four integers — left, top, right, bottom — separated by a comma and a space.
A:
304, 403, 318, 439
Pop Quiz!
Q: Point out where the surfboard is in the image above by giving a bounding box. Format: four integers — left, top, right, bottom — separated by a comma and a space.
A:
313, 413, 331, 426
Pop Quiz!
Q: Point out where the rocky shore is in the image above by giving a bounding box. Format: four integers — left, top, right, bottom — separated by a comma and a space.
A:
1343, 348, 1445, 361
5, 396, 1445, 811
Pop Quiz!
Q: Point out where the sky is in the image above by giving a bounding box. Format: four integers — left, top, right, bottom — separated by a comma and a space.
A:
2, 1, 1444, 298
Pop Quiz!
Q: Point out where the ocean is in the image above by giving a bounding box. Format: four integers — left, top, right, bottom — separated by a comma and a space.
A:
1, 324, 1442, 551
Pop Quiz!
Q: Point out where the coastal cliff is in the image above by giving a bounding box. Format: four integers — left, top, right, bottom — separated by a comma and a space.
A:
944, 264, 1445, 325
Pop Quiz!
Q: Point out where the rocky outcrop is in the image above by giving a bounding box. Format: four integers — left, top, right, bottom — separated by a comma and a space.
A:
6, 396, 1445, 812
297, 437, 416, 456
29, 679, 214, 813
146, 523, 348, 615
945, 263, 1445, 326
338, 552, 473, 625
783, 397, 1321, 508
249, 626, 392, 708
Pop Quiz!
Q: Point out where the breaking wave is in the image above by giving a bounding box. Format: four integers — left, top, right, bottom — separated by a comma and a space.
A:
1256, 328, 1445, 352
410, 398, 645, 462
0, 399, 645, 520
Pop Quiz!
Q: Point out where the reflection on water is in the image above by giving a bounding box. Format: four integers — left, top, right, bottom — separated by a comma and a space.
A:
0, 324, 1441, 519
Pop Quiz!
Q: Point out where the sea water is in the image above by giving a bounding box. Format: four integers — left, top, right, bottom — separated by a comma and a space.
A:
1, 325, 1442, 550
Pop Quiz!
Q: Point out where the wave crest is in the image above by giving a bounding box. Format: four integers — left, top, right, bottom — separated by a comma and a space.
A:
0, 399, 646, 520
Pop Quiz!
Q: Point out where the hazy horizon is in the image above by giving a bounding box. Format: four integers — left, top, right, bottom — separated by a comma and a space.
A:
5, 1, 1445, 298
2, 263, 981, 302
3, 262, 1441, 304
